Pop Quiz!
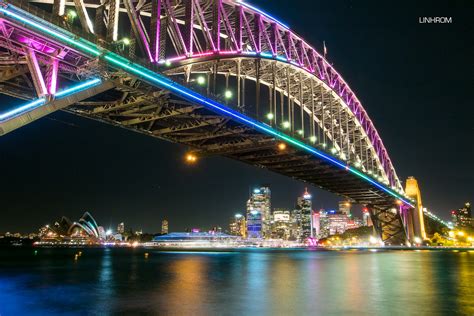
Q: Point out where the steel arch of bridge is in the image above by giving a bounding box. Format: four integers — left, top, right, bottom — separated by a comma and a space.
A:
20, 0, 403, 193
0, 0, 428, 244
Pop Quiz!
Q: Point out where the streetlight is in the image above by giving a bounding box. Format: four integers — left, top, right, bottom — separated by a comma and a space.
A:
330, 147, 337, 154
413, 237, 422, 245
282, 121, 290, 129
266, 112, 274, 120
122, 37, 131, 45
67, 10, 77, 20
297, 129, 303, 136
224, 90, 233, 99
196, 76, 206, 85
309, 136, 317, 143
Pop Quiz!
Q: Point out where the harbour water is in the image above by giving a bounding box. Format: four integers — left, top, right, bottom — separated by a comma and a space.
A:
0, 248, 473, 315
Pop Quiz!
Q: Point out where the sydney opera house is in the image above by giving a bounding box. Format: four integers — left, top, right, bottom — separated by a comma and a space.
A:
37, 212, 106, 245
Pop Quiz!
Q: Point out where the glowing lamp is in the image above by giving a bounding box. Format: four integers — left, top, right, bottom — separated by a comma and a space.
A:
224, 90, 233, 99
282, 121, 290, 129
278, 142, 287, 150
196, 76, 206, 85
185, 153, 197, 163
67, 10, 77, 19
266, 112, 274, 120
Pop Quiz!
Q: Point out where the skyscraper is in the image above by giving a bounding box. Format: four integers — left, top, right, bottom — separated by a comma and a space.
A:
161, 219, 169, 234
338, 201, 352, 215
229, 213, 246, 237
272, 208, 292, 240
246, 186, 271, 239
454, 202, 472, 228
117, 222, 125, 234
294, 188, 313, 240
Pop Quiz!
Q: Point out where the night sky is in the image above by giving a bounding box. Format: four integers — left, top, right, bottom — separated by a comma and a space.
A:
0, 0, 472, 233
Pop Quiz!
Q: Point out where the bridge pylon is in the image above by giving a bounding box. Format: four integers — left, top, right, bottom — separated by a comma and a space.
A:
404, 177, 427, 242
367, 203, 408, 246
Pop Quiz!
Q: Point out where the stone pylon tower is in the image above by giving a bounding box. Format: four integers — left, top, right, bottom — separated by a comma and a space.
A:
405, 177, 427, 240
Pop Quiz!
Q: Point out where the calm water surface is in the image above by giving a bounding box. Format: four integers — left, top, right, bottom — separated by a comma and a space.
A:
0, 248, 473, 315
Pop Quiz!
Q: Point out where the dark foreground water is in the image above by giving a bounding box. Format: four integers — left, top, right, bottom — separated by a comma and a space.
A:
0, 248, 473, 315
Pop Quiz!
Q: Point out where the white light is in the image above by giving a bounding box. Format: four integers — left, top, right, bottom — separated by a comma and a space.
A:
106, 229, 112, 235
282, 121, 290, 129
309, 136, 317, 143
224, 90, 233, 99
197, 76, 206, 85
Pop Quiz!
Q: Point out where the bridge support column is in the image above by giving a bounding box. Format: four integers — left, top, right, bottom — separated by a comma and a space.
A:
367, 204, 409, 246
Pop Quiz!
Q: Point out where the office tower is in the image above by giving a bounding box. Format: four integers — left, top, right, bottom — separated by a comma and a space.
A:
161, 219, 169, 234
117, 222, 125, 234
338, 201, 352, 215
272, 208, 292, 240
229, 213, 246, 237
455, 202, 472, 228
246, 186, 271, 239
295, 188, 313, 240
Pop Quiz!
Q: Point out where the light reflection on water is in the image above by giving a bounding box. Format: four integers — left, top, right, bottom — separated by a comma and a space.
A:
0, 248, 473, 315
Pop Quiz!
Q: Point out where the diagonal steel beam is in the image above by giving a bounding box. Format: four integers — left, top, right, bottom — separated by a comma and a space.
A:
0, 80, 115, 136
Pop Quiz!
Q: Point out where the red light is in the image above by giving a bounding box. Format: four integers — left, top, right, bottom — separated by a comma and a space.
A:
362, 207, 368, 213
451, 210, 456, 214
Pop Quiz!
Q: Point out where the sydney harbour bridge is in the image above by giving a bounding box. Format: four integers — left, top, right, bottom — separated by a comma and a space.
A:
0, 0, 445, 245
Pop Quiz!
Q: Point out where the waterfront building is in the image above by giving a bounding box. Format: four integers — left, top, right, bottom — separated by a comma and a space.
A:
338, 201, 352, 215
271, 208, 293, 240
327, 212, 350, 235
246, 186, 271, 239
161, 219, 169, 234
229, 213, 246, 237
38, 212, 104, 245
117, 222, 125, 234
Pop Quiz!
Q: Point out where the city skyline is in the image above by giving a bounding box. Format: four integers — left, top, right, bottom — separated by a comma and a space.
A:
0, 0, 472, 233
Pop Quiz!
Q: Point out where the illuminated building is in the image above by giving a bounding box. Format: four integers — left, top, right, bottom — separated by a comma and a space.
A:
271, 209, 292, 240
38, 212, 104, 244
246, 186, 271, 239
362, 208, 372, 226
229, 214, 246, 237
161, 219, 169, 234
293, 188, 313, 240
317, 210, 330, 239
338, 201, 352, 215
117, 222, 125, 234
453, 202, 472, 228
327, 211, 350, 235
